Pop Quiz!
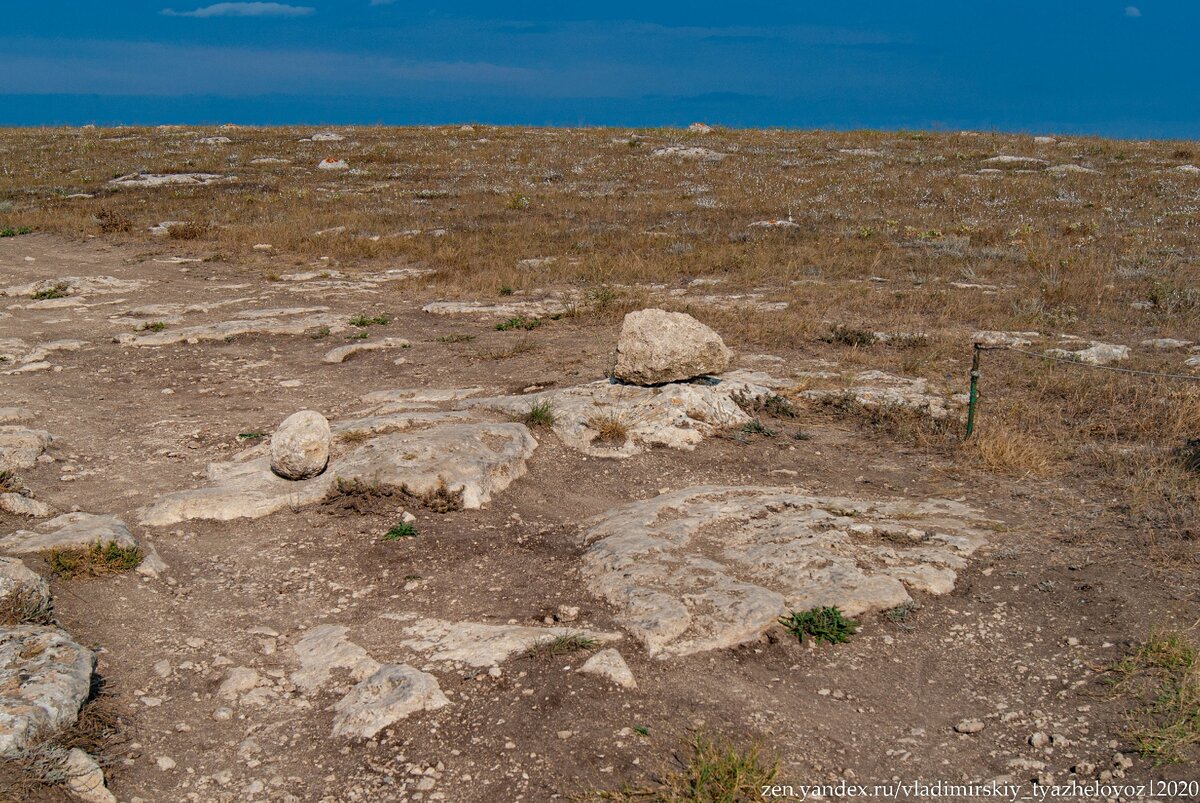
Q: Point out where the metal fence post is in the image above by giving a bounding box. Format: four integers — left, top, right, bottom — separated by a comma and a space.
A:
965, 343, 982, 439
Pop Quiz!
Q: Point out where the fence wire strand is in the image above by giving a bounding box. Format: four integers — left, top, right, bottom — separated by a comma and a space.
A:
994, 345, 1200, 383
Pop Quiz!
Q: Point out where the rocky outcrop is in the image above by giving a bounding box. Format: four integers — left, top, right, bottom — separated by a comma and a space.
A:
0, 513, 138, 556
0, 627, 96, 757
581, 486, 991, 658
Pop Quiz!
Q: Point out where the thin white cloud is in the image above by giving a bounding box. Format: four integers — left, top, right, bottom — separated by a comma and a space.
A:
1125, 6, 1142, 17
162, 3, 315, 17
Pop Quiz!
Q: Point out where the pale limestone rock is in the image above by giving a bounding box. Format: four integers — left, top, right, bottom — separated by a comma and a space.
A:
270, 410, 331, 480
612, 309, 731, 385
291, 625, 380, 692
464, 370, 779, 457
581, 486, 990, 658
651, 146, 726, 161
114, 312, 347, 346
107, 172, 228, 188
0, 557, 52, 623
217, 667, 261, 700
578, 649, 636, 689
1044, 341, 1130, 366
0, 627, 95, 757
322, 337, 411, 364
0, 492, 54, 518
390, 616, 620, 668
0, 513, 137, 556
330, 664, 448, 738
421, 298, 574, 318
800, 370, 961, 419
141, 420, 535, 524
63, 748, 117, 803
0, 426, 52, 472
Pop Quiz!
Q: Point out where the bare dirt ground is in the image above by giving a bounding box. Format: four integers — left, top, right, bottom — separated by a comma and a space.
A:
0, 126, 1197, 802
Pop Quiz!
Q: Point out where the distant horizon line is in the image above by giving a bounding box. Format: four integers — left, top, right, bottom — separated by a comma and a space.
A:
3, 93, 1197, 141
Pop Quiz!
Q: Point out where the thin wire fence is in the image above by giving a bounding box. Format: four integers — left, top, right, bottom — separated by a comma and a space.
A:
965, 343, 1200, 438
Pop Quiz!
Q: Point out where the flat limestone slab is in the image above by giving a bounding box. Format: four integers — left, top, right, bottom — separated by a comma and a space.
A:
322, 337, 411, 364
0, 626, 96, 757
581, 486, 991, 658
463, 370, 782, 457
291, 625, 380, 692
334, 423, 536, 509
140, 421, 537, 525
0, 513, 137, 555
389, 616, 620, 668
0, 426, 52, 472
330, 664, 448, 739
114, 313, 348, 346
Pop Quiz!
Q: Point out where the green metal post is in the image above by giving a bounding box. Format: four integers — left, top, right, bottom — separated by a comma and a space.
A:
965, 344, 982, 439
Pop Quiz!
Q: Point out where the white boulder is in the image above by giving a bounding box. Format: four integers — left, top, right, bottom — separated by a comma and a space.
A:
270, 411, 331, 480
611, 309, 732, 385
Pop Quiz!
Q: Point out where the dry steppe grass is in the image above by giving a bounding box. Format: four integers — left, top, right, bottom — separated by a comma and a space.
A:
2, 124, 1200, 557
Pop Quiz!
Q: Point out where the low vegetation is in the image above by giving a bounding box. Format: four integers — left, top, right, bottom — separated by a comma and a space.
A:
604, 734, 779, 802
524, 633, 597, 659
349, 313, 391, 327
523, 400, 556, 427
778, 607, 859, 645
587, 413, 630, 446
45, 542, 143, 579
383, 522, 418, 540
1111, 629, 1200, 765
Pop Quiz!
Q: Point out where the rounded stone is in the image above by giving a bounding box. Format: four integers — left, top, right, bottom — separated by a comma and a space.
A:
270, 410, 331, 480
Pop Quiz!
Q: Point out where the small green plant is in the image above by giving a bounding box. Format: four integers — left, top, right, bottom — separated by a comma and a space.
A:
383, 522, 418, 541
792, 431, 812, 441
145, 321, 167, 332
525, 633, 597, 659
496, 316, 542, 331
633, 725, 650, 736
779, 606, 859, 645
349, 313, 391, 327
237, 432, 266, 441
523, 400, 555, 427
610, 734, 778, 801
499, 285, 515, 296
0, 226, 32, 237
437, 333, 475, 343
741, 419, 776, 437
507, 192, 531, 210
30, 283, 70, 300
1111, 629, 1200, 765
311, 325, 331, 339
348, 331, 369, 340
45, 542, 143, 579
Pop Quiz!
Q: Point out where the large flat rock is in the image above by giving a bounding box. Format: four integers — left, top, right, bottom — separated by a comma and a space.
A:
0, 626, 96, 757
140, 421, 537, 525
330, 664, 448, 739
0, 426, 52, 472
581, 486, 991, 658
463, 370, 783, 457
390, 616, 620, 668
0, 513, 138, 556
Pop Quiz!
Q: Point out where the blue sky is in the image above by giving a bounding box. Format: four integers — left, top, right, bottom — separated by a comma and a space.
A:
3, 1, 1196, 137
